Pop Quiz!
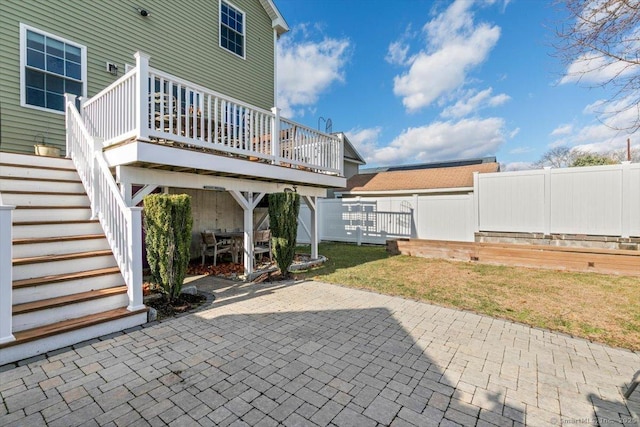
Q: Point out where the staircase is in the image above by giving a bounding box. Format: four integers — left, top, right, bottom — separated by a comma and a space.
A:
0, 152, 148, 365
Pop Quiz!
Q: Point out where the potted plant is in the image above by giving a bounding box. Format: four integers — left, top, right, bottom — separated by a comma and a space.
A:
34, 134, 61, 157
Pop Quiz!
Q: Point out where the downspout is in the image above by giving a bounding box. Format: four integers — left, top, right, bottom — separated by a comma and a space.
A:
273, 28, 278, 109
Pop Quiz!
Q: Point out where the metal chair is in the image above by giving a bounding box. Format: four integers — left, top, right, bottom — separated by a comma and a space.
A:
201, 230, 232, 266
152, 92, 177, 133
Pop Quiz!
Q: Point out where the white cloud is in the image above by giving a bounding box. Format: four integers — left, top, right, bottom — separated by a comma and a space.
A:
550, 124, 573, 136
344, 127, 383, 162
508, 146, 533, 155
440, 87, 510, 118
560, 53, 637, 86
502, 161, 534, 171
508, 127, 520, 138
368, 117, 506, 165
385, 41, 410, 66
391, 0, 501, 112
277, 26, 350, 118
549, 93, 640, 153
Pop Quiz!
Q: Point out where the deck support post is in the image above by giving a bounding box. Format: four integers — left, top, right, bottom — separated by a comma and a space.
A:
302, 196, 318, 259
229, 191, 265, 275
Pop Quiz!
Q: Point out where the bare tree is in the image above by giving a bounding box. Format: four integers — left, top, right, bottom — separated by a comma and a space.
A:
609, 146, 640, 162
534, 145, 639, 168
555, 0, 640, 131
533, 146, 583, 168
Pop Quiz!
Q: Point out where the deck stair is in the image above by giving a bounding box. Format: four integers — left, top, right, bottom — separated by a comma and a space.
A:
0, 152, 148, 365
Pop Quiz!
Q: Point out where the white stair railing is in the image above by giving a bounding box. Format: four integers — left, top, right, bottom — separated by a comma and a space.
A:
0, 200, 16, 344
65, 95, 144, 312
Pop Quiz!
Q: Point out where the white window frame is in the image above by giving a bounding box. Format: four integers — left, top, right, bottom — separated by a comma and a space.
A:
19, 23, 87, 115
219, 0, 246, 60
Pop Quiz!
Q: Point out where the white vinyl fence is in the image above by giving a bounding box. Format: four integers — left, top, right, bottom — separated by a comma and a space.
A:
476, 162, 640, 238
297, 194, 475, 245
298, 162, 639, 245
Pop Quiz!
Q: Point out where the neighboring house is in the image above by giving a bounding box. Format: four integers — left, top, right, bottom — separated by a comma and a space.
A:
337, 157, 500, 198
297, 157, 500, 245
326, 133, 365, 198
338, 133, 366, 180
0, 0, 346, 364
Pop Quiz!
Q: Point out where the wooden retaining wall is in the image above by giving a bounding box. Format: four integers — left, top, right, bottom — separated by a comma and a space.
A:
387, 239, 640, 276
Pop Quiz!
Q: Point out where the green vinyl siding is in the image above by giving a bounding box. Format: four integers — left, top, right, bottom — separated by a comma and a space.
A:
0, 0, 275, 154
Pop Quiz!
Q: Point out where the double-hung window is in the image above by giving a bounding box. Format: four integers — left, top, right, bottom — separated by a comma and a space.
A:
20, 23, 86, 113
220, 1, 245, 58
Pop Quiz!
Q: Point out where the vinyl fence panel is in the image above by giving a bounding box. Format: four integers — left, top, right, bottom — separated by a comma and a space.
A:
298, 194, 475, 245
418, 194, 474, 241
476, 163, 640, 238
549, 166, 623, 235
298, 163, 639, 247
477, 171, 546, 233
630, 165, 640, 237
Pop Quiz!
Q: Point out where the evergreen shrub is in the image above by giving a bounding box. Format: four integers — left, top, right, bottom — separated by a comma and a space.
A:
268, 192, 300, 277
144, 194, 193, 300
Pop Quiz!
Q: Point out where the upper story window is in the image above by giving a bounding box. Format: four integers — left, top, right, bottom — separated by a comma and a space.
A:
20, 23, 86, 113
220, 1, 245, 59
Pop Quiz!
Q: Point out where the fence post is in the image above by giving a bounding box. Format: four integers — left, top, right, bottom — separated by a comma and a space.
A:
412, 194, 419, 238
621, 161, 631, 238
127, 207, 145, 311
134, 51, 151, 141
270, 107, 280, 164
356, 196, 362, 246
0, 205, 16, 344
472, 172, 480, 233
543, 167, 552, 236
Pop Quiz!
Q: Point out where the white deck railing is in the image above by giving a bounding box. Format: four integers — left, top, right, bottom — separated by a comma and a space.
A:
66, 95, 144, 312
81, 51, 343, 176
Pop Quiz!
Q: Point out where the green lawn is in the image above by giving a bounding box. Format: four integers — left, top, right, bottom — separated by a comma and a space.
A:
295, 242, 640, 350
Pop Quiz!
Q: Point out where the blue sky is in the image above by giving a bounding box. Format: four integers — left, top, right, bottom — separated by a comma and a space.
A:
273, 0, 636, 169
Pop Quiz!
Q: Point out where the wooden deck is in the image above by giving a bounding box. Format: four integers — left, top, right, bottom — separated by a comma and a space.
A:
387, 239, 640, 276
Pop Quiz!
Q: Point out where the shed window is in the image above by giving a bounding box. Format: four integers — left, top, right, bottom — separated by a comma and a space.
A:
220, 1, 245, 58
20, 24, 86, 113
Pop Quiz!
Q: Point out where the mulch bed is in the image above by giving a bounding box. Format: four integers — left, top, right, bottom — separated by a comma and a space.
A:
144, 291, 208, 320
187, 262, 245, 278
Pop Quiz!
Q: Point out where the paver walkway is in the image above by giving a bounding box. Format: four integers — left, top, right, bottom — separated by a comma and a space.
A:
1, 278, 639, 426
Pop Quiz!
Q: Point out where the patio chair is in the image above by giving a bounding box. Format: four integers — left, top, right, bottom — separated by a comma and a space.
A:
152, 92, 177, 134
201, 230, 232, 266
253, 229, 272, 265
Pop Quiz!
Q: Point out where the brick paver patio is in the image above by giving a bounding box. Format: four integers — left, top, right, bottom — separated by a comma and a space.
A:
1, 278, 638, 426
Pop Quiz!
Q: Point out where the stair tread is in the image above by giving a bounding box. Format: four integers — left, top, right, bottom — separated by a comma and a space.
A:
13, 266, 122, 288
15, 206, 90, 210
0, 161, 75, 172
13, 286, 128, 314
14, 219, 99, 226
1, 307, 148, 348
13, 249, 113, 265
0, 176, 81, 183
13, 234, 105, 245
1, 190, 86, 196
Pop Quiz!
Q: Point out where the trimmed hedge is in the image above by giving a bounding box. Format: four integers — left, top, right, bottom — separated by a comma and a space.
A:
144, 194, 193, 300
268, 192, 300, 277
